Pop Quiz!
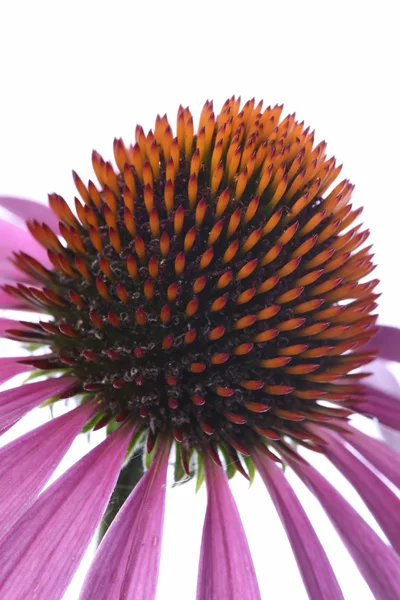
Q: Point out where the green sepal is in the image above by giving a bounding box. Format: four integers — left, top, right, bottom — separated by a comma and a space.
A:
172, 443, 195, 487
25, 368, 70, 383
39, 394, 62, 408
219, 444, 236, 479
174, 441, 186, 483
23, 342, 46, 353
195, 452, 205, 492
81, 411, 106, 433
243, 455, 256, 485
124, 427, 146, 463
105, 418, 119, 435
97, 451, 144, 544
145, 435, 159, 469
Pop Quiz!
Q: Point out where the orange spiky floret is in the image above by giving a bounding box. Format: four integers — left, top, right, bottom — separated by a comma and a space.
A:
9, 96, 377, 467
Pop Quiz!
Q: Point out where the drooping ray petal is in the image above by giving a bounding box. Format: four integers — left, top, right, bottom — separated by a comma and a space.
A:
0, 195, 59, 231
0, 287, 29, 309
365, 358, 400, 395
366, 325, 400, 362
0, 219, 51, 273
364, 361, 400, 449
363, 386, 400, 409
80, 439, 171, 600
0, 318, 32, 337
349, 367, 400, 430
352, 397, 400, 430
0, 422, 135, 600
286, 453, 400, 600
0, 400, 96, 539
0, 356, 32, 385
340, 425, 400, 488
0, 259, 30, 282
253, 450, 343, 600
313, 427, 400, 554
0, 375, 77, 434
196, 456, 261, 600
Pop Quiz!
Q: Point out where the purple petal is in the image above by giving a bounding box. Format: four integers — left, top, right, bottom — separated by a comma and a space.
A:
0, 422, 135, 600
365, 325, 400, 362
0, 375, 77, 434
365, 359, 400, 396
0, 219, 51, 278
0, 318, 32, 337
287, 453, 400, 600
0, 287, 30, 309
362, 366, 400, 446
350, 375, 400, 430
340, 425, 400, 489
197, 456, 261, 600
253, 450, 343, 600
0, 195, 59, 231
362, 386, 400, 408
80, 439, 171, 600
352, 397, 400, 430
0, 400, 96, 539
315, 427, 400, 554
0, 356, 32, 385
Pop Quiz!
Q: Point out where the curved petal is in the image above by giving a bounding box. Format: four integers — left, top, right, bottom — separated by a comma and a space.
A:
340, 425, 400, 488
0, 422, 135, 600
365, 325, 400, 362
363, 363, 400, 450
352, 397, 400, 430
0, 375, 77, 434
0, 318, 32, 337
197, 456, 261, 600
80, 439, 171, 600
0, 195, 59, 231
364, 359, 400, 396
253, 450, 343, 600
314, 427, 400, 554
0, 287, 30, 309
0, 400, 96, 539
286, 453, 400, 600
0, 356, 32, 385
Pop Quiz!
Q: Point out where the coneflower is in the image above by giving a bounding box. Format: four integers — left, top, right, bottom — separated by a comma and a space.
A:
0, 97, 399, 600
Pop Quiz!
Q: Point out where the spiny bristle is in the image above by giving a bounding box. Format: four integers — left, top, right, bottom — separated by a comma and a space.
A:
8, 96, 377, 464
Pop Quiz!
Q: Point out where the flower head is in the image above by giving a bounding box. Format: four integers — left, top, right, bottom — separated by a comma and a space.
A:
0, 97, 399, 599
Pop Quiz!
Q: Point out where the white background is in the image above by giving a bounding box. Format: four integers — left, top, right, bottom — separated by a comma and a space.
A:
0, 1, 399, 598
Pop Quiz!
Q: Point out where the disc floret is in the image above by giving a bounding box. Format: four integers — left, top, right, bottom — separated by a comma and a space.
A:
7, 97, 377, 469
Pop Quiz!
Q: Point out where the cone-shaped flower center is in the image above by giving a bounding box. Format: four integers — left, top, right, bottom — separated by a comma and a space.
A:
7, 99, 377, 457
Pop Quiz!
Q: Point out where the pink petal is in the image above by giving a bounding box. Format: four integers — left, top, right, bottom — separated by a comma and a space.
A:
352, 397, 400, 430
253, 450, 343, 600
365, 325, 400, 362
314, 427, 400, 554
0, 422, 135, 600
0, 375, 77, 434
80, 439, 171, 600
286, 453, 400, 600
362, 365, 400, 449
0, 400, 96, 539
0, 195, 59, 231
0, 219, 51, 278
0, 318, 32, 337
350, 375, 400, 430
0, 356, 32, 385
0, 287, 30, 309
197, 456, 261, 600
339, 424, 400, 489
365, 359, 400, 396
